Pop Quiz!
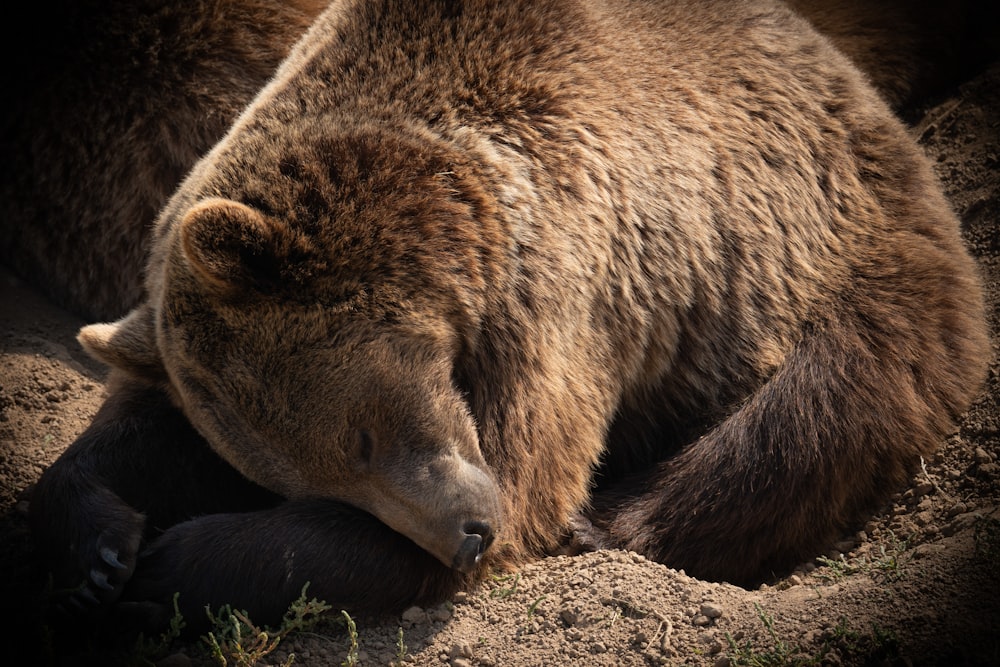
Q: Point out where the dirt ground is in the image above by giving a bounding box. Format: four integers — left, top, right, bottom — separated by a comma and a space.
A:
1, 62, 998, 667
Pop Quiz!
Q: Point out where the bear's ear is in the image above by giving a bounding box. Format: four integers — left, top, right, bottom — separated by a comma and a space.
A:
179, 198, 283, 289
78, 306, 164, 379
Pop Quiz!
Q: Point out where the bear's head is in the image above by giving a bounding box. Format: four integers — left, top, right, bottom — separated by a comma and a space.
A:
78, 130, 505, 572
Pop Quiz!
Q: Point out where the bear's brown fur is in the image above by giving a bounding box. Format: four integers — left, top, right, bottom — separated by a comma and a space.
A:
0, 0, 327, 322
26, 0, 990, 635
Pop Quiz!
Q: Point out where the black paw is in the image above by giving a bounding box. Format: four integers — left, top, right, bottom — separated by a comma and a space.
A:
53, 535, 135, 615
31, 474, 145, 623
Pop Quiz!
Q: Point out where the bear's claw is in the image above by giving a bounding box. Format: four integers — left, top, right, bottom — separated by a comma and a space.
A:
90, 568, 114, 591
100, 546, 127, 570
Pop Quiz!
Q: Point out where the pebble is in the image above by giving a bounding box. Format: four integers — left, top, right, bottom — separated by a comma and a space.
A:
834, 538, 856, 553
977, 462, 999, 478
430, 605, 453, 622
402, 606, 427, 624
450, 642, 474, 659
700, 603, 724, 619
692, 614, 711, 627
973, 447, 993, 464
560, 609, 578, 626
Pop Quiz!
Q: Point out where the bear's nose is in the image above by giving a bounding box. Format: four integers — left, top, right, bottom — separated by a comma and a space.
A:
452, 520, 494, 573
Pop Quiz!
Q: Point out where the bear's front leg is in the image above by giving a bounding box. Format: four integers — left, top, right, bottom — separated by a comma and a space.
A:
29, 462, 145, 619
29, 376, 278, 625
121, 499, 468, 634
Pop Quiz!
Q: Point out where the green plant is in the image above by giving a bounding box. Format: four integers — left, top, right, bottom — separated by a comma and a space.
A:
527, 595, 547, 619
202, 583, 333, 667
725, 603, 818, 667
130, 592, 187, 664
867, 537, 911, 582
815, 531, 910, 583
488, 572, 521, 599
814, 553, 863, 581
340, 610, 359, 667
822, 618, 900, 664
390, 626, 408, 666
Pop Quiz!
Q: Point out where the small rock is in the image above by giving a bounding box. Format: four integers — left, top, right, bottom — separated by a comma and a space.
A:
715, 657, 732, 667
973, 447, 993, 464
801, 629, 823, 645
560, 609, 578, 626
977, 462, 999, 478
692, 614, 712, 627
449, 642, 474, 659
700, 603, 724, 619
430, 604, 453, 622
911, 482, 935, 498
402, 606, 426, 624
833, 538, 856, 553
946, 501, 968, 518
591, 640, 608, 654
787, 574, 803, 587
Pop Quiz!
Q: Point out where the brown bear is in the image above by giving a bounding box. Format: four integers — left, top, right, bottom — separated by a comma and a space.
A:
26, 0, 990, 637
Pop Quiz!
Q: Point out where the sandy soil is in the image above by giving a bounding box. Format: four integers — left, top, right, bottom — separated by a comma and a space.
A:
1, 63, 998, 667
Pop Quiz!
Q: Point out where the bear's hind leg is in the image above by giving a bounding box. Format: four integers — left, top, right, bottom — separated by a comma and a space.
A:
599, 281, 986, 585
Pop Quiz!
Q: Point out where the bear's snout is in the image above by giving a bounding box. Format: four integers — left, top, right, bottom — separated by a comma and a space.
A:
453, 520, 495, 573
